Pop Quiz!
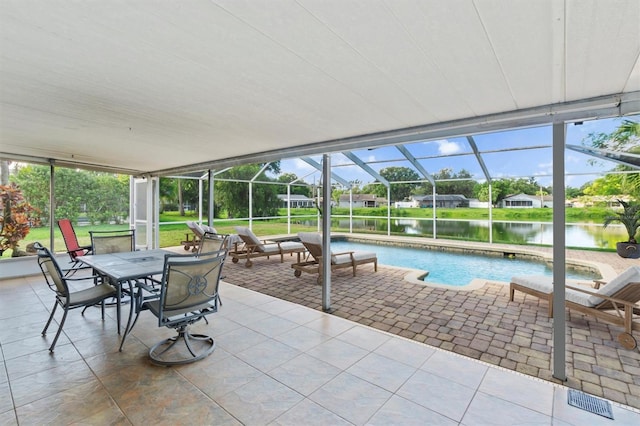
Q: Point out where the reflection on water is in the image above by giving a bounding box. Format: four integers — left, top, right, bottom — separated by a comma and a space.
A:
321, 218, 627, 249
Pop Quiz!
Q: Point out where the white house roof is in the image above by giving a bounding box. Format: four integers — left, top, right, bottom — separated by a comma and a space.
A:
1, 1, 639, 176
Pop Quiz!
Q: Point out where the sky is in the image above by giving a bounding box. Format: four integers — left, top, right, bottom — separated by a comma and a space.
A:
275, 114, 639, 190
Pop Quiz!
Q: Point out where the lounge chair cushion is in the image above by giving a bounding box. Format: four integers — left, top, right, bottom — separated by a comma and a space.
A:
511, 266, 640, 307
590, 266, 640, 305
299, 232, 322, 246
280, 241, 305, 252
332, 251, 376, 265
511, 275, 593, 306
235, 226, 265, 251
201, 225, 217, 234
186, 221, 205, 237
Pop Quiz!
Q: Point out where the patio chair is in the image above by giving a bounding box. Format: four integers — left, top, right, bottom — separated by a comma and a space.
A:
57, 218, 92, 274
291, 232, 377, 284
198, 232, 228, 256
120, 251, 226, 365
89, 229, 135, 254
35, 242, 117, 352
230, 226, 306, 268
510, 266, 640, 349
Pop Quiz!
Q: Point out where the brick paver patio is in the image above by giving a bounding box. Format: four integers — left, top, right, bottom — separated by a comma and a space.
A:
221, 237, 640, 410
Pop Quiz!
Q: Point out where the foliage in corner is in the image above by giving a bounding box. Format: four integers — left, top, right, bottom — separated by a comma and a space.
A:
0, 183, 42, 255
603, 199, 640, 244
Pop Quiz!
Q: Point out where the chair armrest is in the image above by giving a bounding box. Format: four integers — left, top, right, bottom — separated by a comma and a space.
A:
332, 251, 354, 256
593, 279, 607, 289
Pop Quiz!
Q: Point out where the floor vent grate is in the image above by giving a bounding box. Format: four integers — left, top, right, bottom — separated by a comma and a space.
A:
568, 389, 614, 420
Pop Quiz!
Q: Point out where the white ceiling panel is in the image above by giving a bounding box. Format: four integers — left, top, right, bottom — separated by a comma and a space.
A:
1, 0, 638, 175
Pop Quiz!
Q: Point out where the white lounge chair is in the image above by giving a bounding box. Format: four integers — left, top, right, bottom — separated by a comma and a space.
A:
292, 232, 377, 284
510, 266, 640, 349
230, 226, 306, 268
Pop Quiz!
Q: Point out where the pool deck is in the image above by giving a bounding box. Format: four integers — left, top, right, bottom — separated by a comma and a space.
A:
222, 235, 640, 411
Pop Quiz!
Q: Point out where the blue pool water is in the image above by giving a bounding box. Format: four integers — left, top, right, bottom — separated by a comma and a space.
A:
331, 241, 596, 286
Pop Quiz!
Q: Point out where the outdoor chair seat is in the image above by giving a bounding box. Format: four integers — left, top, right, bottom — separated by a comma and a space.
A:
510, 266, 640, 350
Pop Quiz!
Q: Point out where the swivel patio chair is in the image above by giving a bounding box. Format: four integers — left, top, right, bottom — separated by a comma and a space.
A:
292, 232, 377, 284
230, 226, 306, 267
198, 231, 229, 305
35, 242, 117, 352
57, 218, 92, 274
510, 266, 640, 349
120, 251, 226, 365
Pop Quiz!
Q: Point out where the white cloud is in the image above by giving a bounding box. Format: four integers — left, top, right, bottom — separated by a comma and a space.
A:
436, 139, 461, 155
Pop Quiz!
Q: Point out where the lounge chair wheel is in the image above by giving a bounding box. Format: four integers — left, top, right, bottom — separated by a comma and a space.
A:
294, 270, 301, 277
232, 257, 239, 263
184, 245, 190, 251
618, 332, 637, 350
245, 260, 252, 268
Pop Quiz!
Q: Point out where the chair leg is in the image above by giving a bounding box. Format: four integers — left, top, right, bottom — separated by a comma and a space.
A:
49, 306, 69, 352
42, 302, 58, 335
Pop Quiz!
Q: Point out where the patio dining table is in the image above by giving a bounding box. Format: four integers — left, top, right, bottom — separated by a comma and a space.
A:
78, 249, 172, 334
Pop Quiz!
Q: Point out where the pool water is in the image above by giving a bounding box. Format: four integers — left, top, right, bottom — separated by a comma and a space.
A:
331, 241, 596, 286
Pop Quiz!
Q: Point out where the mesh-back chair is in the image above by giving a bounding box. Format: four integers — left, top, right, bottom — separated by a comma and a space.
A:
198, 232, 228, 305
198, 232, 228, 256
35, 242, 116, 352
121, 251, 226, 365
57, 219, 92, 274
90, 229, 135, 255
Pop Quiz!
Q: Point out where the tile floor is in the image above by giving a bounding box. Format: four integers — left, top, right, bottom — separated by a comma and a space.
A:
1, 273, 640, 425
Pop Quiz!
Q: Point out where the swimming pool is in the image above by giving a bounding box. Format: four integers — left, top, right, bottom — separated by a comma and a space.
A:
331, 240, 596, 286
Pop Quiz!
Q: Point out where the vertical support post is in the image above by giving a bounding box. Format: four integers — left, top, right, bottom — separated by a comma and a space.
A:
322, 154, 332, 312
432, 185, 437, 239
49, 162, 55, 251
349, 188, 353, 233
552, 121, 567, 381
488, 184, 493, 244
316, 186, 321, 232
287, 184, 291, 234
198, 178, 203, 225
387, 186, 391, 235
208, 170, 214, 226
249, 182, 253, 229
146, 176, 154, 249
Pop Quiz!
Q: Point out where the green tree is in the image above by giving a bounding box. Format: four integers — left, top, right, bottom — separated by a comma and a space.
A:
12, 165, 129, 225
583, 119, 640, 198
216, 163, 281, 218
368, 167, 420, 202
85, 174, 129, 224
277, 173, 311, 196
415, 168, 477, 198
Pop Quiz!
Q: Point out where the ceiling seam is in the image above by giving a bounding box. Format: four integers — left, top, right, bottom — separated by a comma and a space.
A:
471, 0, 519, 109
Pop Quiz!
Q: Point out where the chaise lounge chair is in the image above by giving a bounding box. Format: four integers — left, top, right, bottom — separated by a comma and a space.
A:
181, 221, 217, 252
510, 266, 640, 349
230, 226, 306, 268
291, 232, 377, 284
